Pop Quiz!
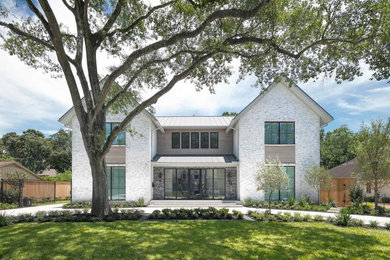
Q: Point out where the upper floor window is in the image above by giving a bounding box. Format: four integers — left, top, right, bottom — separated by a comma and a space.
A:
265, 122, 295, 144
210, 132, 219, 149
172, 132, 180, 149
106, 123, 126, 145
201, 132, 209, 148
181, 132, 190, 149
191, 132, 199, 148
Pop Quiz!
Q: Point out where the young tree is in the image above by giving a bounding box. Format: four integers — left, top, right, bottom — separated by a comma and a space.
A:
320, 125, 357, 169
353, 118, 390, 209
304, 164, 331, 203
1, 0, 388, 216
255, 158, 288, 213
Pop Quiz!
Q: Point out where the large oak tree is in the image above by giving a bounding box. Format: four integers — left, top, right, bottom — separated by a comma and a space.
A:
0, 0, 388, 216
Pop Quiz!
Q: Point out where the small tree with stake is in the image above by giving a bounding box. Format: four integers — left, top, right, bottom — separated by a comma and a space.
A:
255, 158, 288, 214
304, 164, 331, 204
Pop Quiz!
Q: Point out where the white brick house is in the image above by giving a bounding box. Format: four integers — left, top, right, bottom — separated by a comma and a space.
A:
59, 78, 333, 203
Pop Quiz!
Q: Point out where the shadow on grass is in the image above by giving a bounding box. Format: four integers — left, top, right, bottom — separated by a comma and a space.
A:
0, 221, 389, 259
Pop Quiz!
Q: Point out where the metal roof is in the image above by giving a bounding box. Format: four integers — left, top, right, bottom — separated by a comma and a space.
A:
156, 116, 234, 128
152, 155, 238, 163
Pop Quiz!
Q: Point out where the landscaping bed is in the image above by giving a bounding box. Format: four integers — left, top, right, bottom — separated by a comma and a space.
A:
63, 198, 145, 209
244, 197, 332, 212
341, 203, 390, 217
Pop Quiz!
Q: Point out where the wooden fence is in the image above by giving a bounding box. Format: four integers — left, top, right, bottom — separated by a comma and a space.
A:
0, 179, 71, 203
320, 178, 356, 207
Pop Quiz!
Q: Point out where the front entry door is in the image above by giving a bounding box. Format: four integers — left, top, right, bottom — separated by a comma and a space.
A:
176, 169, 189, 199
189, 169, 201, 199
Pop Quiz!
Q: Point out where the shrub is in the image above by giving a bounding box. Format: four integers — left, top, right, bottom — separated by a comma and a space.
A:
303, 214, 312, 222
313, 215, 324, 222
232, 210, 243, 219
327, 199, 336, 207
250, 212, 265, 221
0, 203, 18, 210
336, 212, 352, 226
136, 198, 145, 207
350, 185, 364, 207
369, 221, 378, 228
275, 212, 283, 220
364, 196, 375, 202
2, 189, 19, 204
297, 197, 310, 208
381, 197, 390, 203
283, 212, 291, 222
385, 223, 390, 230
0, 212, 11, 227
350, 219, 364, 227
287, 198, 296, 207
293, 213, 303, 222
244, 199, 253, 207
327, 216, 336, 223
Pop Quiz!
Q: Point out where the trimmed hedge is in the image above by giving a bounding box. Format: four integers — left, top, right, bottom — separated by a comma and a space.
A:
148, 208, 236, 220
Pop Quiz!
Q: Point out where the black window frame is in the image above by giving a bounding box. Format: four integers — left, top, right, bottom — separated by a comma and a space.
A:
210, 132, 219, 149
171, 132, 180, 149
264, 122, 295, 144
201, 132, 209, 149
191, 132, 200, 149
181, 132, 190, 149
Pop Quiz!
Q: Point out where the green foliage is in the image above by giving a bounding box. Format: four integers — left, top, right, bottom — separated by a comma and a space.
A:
350, 219, 364, 227
336, 212, 352, 226
148, 207, 236, 220
221, 112, 237, 116
350, 185, 364, 207
353, 118, 390, 209
0, 203, 18, 210
381, 197, 390, 203
369, 221, 378, 228
320, 126, 357, 169
385, 223, 390, 230
304, 164, 331, 202
2, 189, 19, 204
42, 170, 72, 182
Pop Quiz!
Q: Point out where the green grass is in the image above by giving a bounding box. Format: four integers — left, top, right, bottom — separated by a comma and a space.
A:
0, 221, 389, 259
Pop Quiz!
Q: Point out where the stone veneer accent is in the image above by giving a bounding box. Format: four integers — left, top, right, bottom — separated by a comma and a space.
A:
153, 167, 164, 200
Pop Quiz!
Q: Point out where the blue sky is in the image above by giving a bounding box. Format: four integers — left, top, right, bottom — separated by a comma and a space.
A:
0, 1, 389, 136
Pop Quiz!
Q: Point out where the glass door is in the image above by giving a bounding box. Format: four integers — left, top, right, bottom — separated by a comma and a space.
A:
189, 169, 201, 199
177, 168, 189, 199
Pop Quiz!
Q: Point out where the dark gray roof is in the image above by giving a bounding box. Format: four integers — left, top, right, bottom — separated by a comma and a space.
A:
152, 155, 238, 163
329, 158, 357, 178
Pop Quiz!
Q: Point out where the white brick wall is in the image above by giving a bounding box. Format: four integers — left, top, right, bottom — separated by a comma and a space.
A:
71, 111, 153, 202
237, 82, 320, 201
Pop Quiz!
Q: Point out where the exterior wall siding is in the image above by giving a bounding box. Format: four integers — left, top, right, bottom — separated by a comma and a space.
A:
237, 82, 320, 201
105, 146, 126, 164
264, 145, 295, 163
157, 129, 233, 155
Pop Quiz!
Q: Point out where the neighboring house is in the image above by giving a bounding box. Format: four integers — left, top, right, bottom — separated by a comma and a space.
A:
39, 168, 58, 178
0, 161, 41, 180
321, 158, 390, 206
59, 77, 333, 203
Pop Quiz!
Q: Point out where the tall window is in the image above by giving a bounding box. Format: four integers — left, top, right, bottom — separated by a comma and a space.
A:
201, 132, 209, 148
172, 132, 180, 148
265, 122, 295, 144
265, 166, 295, 201
106, 123, 126, 145
210, 132, 219, 149
107, 166, 126, 200
181, 132, 190, 149
191, 132, 199, 148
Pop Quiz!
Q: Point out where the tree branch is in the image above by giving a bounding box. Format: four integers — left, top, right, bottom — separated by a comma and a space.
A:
94, 0, 270, 121
102, 52, 215, 155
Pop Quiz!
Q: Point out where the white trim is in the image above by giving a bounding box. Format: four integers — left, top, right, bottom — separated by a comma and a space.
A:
151, 162, 239, 167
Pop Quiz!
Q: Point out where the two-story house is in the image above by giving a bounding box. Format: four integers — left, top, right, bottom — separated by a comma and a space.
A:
59, 78, 333, 203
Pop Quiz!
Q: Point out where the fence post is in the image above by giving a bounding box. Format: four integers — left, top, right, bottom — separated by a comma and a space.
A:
54, 181, 57, 202
0, 179, 3, 203
18, 179, 24, 207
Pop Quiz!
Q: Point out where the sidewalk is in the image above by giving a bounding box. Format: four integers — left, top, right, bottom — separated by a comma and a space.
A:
1, 204, 389, 227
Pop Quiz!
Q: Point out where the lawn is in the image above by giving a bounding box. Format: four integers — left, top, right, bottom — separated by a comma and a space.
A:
32, 200, 70, 207
0, 221, 389, 259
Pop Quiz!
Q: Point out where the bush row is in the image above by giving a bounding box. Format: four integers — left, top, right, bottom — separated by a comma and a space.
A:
0, 209, 143, 227
63, 198, 145, 209
364, 196, 390, 203
340, 203, 390, 217
244, 197, 332, 212
148, 207, 243, 220
249, 211, 390, 230
0, 203, 18, 210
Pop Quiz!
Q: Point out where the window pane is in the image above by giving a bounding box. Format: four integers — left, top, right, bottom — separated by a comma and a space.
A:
164, 169, 176, 199
210, 132, 219, 149
105, 123, 111, 140
280, 122, 295, 144
172, 132, 180, 149
201, 132, 209, 148
201, 169, 213, 199
191, 132, 199, 148
108, 123, 126, 145
265, 122, 279, 144
107, 166, 125, 201
213, 169, 225, 199
177, 169, 189, 199
280, 167, 295, 200
181, 132, 190, 149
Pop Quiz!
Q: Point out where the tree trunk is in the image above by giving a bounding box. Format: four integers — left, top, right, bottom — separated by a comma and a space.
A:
268, 192, 272, 214
90, 154, 112, 217
374, 178, 379, 210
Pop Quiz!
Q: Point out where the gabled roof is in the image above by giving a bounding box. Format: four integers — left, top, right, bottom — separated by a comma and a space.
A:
226, 77, 334, 132
329, 158, 357, 179
58, 100, 164, 132
0, 161, 42, 180
156, 116, 234, 129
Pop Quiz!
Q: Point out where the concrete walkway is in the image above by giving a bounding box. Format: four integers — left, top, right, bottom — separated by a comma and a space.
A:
1, 204, 389, 227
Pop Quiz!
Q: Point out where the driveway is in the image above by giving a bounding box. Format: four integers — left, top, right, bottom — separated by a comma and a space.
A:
1, 204, 389, 227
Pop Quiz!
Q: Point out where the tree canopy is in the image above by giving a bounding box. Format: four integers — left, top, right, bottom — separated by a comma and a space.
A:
1, 0, 389, 216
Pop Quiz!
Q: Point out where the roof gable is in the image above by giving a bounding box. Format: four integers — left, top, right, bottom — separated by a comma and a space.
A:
226, 77, 333, 132
0, 161, 42, 180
